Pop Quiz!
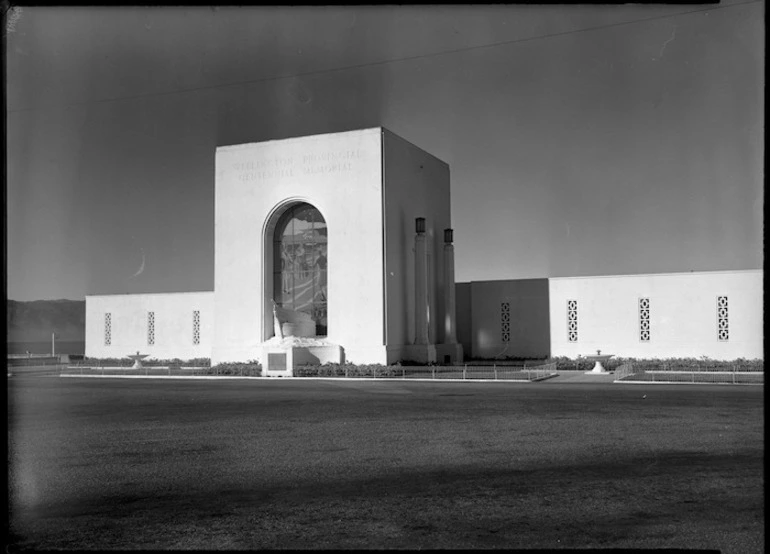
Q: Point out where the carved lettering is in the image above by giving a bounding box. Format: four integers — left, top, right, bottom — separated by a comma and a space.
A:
233, 149, 364, 183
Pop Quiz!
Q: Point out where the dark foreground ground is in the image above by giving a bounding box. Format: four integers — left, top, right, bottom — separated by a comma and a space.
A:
7, 370, 764, 551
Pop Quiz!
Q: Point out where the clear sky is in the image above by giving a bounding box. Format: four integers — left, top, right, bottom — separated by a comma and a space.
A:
6, 3, 763, 301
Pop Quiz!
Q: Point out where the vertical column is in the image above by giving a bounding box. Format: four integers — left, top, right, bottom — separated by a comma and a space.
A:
443, 228, 457, 344
414, 217, 429, 345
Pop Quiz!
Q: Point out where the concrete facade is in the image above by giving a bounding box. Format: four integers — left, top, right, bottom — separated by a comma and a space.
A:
213, 128, 385, 364
455, 279, 551, 360
456, 270, 762, 361
210, 127, 458, 365
84, 129, 762, 364
381, 130, 456, 363
85, 292, 213, 360
83, 128, 461, 365
547, 270, 763, 360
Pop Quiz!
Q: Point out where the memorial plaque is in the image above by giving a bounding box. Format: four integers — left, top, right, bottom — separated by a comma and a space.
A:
268, 352, 287, 371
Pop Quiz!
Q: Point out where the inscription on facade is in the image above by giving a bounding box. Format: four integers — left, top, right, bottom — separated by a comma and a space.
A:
234, 149, 363, 183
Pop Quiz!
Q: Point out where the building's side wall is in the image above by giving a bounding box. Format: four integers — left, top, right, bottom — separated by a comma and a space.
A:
465, 279, 551, 360
382, 130, 452, 362
213, 128, 385, 364
548, 270, 763, 360
455, 282, 473, 359
85, 292, 214, 360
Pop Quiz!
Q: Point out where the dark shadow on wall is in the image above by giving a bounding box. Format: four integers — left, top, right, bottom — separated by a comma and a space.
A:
455, 282, 472, 358
458, 278, 551, 360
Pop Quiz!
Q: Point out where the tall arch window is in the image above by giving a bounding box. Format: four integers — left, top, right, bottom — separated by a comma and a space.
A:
273, 203, 328, 336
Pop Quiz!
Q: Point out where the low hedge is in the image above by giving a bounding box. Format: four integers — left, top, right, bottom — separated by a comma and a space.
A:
544, 356, 763, 372
208, 361, 261, 376
294, 363, 398, 378
81, 357, 211, 368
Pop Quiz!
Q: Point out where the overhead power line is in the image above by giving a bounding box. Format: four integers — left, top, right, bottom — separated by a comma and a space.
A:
6, 0, 760, 114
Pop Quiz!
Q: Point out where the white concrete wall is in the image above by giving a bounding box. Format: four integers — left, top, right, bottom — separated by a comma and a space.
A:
462, 279, 551, 360
85, 292, 214, 360
548, 270, 763, 360
382, 129, 452, 362
213, 128, 385, 364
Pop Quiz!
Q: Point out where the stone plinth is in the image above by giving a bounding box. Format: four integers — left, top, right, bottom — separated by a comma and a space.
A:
261, 337, 344, 377
263, 348, 292, 377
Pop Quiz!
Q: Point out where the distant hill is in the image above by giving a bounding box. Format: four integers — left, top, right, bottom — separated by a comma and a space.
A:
7, 299, 85, 342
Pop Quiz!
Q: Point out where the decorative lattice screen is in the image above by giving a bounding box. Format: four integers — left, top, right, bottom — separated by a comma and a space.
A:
717, 296, 729, 341
147, 312, 155, 346
567, 300, 578, 342
193, 310, 201, 345
639, 298, 650, 342
501, 302, 510, 343
104, 313, 112, 346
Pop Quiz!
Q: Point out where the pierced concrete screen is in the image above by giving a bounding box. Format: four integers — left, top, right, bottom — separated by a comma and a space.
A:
639, 298, 650, 342
104, 313, 112, 346
193, 310, 201, 345
147, 311, 155, 346
501, 302, 511, 343
717, 296, 729, 341
567, 300, 578, 342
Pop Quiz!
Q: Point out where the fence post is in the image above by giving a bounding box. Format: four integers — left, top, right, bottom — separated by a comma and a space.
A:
494, 364, 498, 380
463, 364, 467, 380
732, 371, 735, 384
432, 366, 435, 379
402, 367, 405, 379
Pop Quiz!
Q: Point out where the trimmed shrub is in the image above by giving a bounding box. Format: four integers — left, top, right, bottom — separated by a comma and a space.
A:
544, 356, 763, 372
82, 357, 211, 368
294, 362, 397, 378
208, 361, 262, 376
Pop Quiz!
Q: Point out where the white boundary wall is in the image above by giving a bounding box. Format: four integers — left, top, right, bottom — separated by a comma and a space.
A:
548, 270, 763, 360
85, 292, 214, 360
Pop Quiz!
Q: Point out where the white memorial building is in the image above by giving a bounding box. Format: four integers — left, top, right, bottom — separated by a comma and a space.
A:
85, 128, 763, 365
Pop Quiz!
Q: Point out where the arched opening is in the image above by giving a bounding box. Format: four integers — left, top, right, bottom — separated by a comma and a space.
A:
271, 203, 328, 336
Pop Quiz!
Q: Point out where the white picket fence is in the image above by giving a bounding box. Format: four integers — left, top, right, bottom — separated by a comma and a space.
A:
295, 362, 558, 381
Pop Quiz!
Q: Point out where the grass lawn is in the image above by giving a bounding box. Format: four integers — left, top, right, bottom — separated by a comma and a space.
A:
7, 370, 764, 551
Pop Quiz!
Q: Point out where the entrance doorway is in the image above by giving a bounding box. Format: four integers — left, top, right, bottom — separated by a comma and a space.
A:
272, 203, 328, 336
